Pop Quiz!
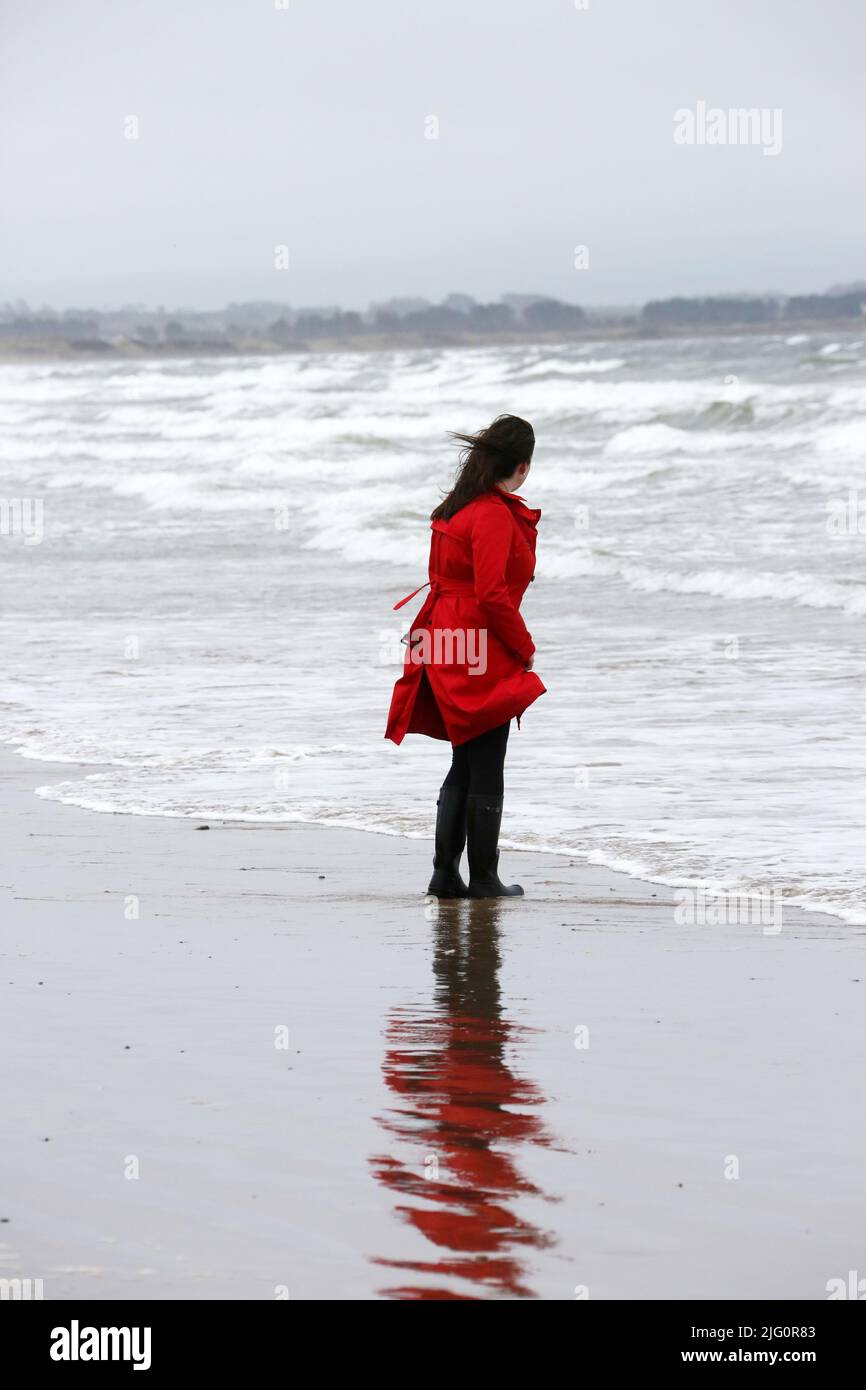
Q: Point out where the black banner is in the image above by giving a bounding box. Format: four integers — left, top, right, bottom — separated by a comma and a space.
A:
2, 1299, 861, 1374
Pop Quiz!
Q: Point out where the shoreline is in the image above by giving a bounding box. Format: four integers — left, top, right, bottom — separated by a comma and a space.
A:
3, 746, 863, 1300
0, 320, 861, 364
18, 743, 849, 929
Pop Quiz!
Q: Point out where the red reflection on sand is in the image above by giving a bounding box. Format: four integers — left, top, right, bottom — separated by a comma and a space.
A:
371, 900, 556, 1299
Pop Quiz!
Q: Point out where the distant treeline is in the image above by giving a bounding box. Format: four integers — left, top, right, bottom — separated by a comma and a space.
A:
642, 291, 866, 327
0, 294, 589, 348
243, 297, 587, 343
0, 285, 863, 351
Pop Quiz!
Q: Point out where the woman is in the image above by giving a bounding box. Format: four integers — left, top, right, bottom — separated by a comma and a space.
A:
386, 414, 545, 898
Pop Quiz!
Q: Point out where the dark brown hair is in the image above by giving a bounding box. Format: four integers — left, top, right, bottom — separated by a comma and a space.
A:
431, 414, 535, 521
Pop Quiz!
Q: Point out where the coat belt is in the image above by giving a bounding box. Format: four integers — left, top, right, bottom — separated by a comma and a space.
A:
392, 576, 476, 611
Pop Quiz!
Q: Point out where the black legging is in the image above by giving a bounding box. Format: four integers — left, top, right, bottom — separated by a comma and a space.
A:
442, 720, 511, 798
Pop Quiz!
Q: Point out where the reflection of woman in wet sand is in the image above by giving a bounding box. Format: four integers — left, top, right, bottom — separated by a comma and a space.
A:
370, 900, 556, 1300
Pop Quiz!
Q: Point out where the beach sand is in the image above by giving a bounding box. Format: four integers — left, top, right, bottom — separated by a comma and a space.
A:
1, 750, 862, 1301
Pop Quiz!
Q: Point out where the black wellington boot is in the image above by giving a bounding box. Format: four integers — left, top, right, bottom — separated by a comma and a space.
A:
426, 785, 469, 898
466, 794, 524, 898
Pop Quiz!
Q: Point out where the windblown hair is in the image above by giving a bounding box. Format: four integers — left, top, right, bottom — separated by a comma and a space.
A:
431, 414, 535, 521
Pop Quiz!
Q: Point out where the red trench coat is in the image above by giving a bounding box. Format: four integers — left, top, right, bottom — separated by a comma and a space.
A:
385, 487, 546, 746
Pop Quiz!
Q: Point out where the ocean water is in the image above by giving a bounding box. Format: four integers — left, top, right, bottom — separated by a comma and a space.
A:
1, 334, 865, 922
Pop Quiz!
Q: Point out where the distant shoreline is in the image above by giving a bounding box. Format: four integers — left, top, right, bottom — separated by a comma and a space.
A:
0, 318, 861, 364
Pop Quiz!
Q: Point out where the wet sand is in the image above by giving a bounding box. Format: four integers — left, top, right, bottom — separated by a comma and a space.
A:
1, 751, 863, 1300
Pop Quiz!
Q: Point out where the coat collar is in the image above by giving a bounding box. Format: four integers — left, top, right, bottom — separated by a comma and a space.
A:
492, 486, 541, 527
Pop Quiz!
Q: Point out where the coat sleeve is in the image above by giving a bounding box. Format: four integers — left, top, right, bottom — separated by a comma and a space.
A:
470, 502, 535, 664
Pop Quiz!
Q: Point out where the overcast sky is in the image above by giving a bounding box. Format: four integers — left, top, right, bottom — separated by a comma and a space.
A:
1, 0, 863, 310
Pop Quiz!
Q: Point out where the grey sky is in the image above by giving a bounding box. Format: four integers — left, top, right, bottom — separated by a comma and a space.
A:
1, 0, 863, 310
